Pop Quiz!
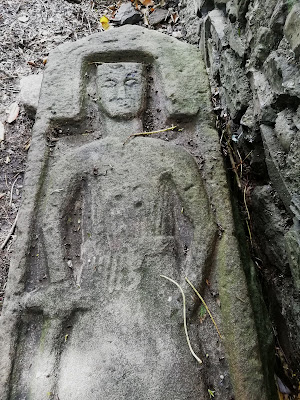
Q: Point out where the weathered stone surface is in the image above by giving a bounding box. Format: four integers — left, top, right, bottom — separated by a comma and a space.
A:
263, 40, 300, 99
260, 124, 292, 209
275, 109, 297, 153
207, 9, 228, 50
148, 8, 168, 25
225, 22, 246, 58
0, 25, 272, 399
250, 70, 277, 123
219, 49, 251, 119
19, 73, 43, 119
284, 3, 300, 59
113, 2, 142, 25
226, 0, 238, 22
248, 27, 279, 67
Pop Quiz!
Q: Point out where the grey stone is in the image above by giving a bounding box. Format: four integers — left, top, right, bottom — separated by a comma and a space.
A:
226, 0, 238, 22
149, 8, 168, 25
224, 22, 246, 58
198, 0, 300, 375
293, 105, 300, 130
206, 38, 221, 80
249, 27, 279, 67
240, 102, 256, 130
250, 70, 277, 123
219, 49, 251, 118
236, 0, 250, 24
19, 73, 43, 119
207, 9, 228, 51
263, 41, 300, 99
285, 225, 300, 291
275, 109, 297, 153
251, 185, 289, 273
284, 3, 300, 59
260, 124, 293, 210
269, 0, 288, 33
113, 2, 142, 25
0, 26, 273, 400
194, 0, 215, 16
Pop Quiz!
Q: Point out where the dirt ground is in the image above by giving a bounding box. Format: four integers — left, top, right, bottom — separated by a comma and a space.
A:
0, 0, 185, 310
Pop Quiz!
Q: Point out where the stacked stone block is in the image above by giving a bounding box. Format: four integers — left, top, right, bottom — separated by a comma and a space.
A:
192, 0, 300, 373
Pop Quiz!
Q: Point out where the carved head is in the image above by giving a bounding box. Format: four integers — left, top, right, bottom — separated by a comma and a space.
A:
96, 62, 146, 119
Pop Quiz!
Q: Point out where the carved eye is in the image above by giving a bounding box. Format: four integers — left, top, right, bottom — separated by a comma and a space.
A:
102, 79, 117, 88
125, 79, 138, 87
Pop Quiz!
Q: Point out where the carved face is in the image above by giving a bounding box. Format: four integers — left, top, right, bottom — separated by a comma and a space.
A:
96, 63, 146, 119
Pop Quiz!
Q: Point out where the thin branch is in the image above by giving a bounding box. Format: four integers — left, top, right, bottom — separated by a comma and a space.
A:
243, 186, 251, 221
9, 175, 20, 207
185, 277, 222, 340
160, 274, 202, 364
1, 212, 18, 251
123, 125, 177, 146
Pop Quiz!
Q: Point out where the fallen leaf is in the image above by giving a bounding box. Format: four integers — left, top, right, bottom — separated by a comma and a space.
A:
171, 11, 179, 23
5, 155, 10, 164
100, 15, 110, 31
24, 139, 31, 151
42, 58, 48, 65
0, 121, 4, 142
6, 102, 19, 124
139, 0, 154, 6
18, 15, 29, 23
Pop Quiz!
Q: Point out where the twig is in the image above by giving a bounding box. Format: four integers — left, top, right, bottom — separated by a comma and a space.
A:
9, 175, 20, 207
1, 212, 18, 251
160, 275, 202, 364
185, 277, 222, 339
243, 186, 253, 246
123, 125, 177, 146
84, 12, 92, 35
246, 220, 253, 247
228, 146, 241, 188
243, 186, 251, 221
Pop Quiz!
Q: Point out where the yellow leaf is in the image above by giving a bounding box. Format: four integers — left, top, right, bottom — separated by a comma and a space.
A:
100, 15, 110, 31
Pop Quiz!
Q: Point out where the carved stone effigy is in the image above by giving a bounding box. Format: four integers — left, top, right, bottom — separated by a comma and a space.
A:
0, 26, 274, 399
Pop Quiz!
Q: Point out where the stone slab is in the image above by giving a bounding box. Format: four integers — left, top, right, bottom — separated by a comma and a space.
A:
0, 25, 273, 400
19, 73, 43, 119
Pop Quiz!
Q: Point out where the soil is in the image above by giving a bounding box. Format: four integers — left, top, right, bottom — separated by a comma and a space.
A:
0, 0, 186, 310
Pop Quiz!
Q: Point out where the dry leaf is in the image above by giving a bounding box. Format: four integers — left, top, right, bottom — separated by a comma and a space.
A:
139, 0, 154, 6
5, 155, 10, 164
24, 139, 31, 151
18, 15, 29, 23
0, 121, 4, 142
171, 11, 179, 23
6, 103, 19, 124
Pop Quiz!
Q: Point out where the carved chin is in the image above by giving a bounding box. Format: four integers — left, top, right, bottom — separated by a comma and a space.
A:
104, 105, 142, 119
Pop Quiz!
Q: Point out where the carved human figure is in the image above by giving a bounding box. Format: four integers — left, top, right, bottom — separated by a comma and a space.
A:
24, 63, 217, 399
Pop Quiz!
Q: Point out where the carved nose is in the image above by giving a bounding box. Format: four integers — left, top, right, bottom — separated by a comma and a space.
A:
117, 84, 126, 99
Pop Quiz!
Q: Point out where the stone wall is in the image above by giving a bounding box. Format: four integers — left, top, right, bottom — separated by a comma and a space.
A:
182, 0, 300, 376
